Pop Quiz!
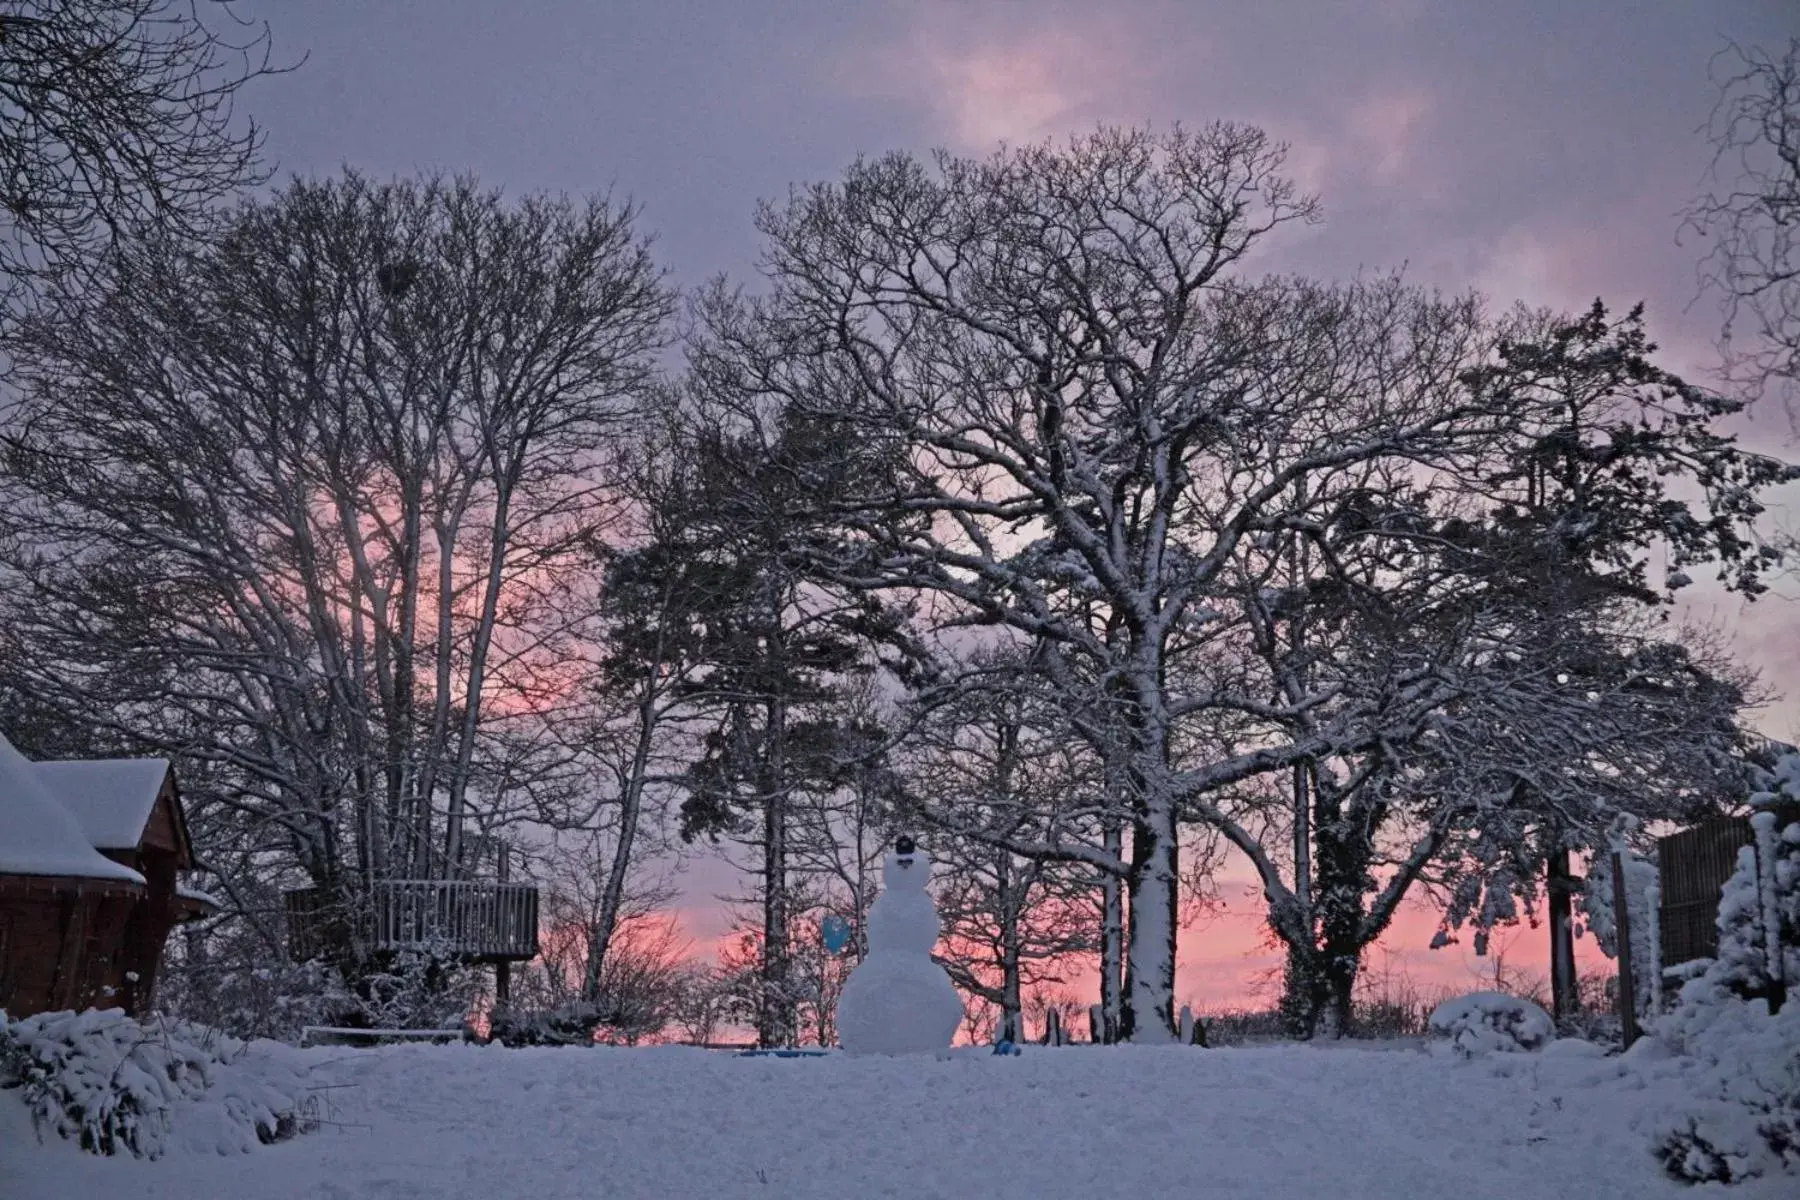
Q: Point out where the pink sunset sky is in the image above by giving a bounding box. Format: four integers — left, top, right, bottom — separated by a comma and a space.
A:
234, 0, 1800, 1011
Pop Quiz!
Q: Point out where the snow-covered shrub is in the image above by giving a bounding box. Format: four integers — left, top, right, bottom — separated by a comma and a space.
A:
488, 1002, 608, 1047
157, 955, 360, 1043
346, 944, 481, 1032
164, 946, 478, 1039
1650, 992, 1799, 1183
0, 1008, 313, 1159
1649, 759, 1800, 1183
1426, 991, 1554, 1057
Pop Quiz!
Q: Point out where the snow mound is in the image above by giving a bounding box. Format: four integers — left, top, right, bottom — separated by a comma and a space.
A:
1427, 992, 1554, 1057
0, 1008, 314, 1158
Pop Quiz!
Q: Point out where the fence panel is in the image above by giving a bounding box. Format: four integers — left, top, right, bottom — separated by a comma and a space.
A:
1656, 816, 1753, 966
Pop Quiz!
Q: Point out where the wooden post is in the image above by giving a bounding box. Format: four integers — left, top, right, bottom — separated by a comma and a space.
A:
494, 959, 511, 1013
1611, 849, 1639, 1049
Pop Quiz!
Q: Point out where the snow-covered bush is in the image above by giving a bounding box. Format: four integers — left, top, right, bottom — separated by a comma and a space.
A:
1649, 758, 1800, 1184
1426, 991, 1554, 1057
347, 944, 481, 1032
488, 1002, 608, 1047
160, 916, 480, 1039
0, 1008, 313, 1159
1650, 993, 1800, 1183
162, 950, 475, 1040
157, 956, 361, 1043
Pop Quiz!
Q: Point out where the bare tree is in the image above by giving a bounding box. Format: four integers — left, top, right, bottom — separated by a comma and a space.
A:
906, 671, 1099, 1043
692, 126, 1789, 1042
1684, 37, 1800, 416
666, 960, 736, 1046
0, 171, 672, 992
1217, 300, 1781, 1037
499, 909, 690, 1045
692, 127, 1479, 1039
569, 415, 727, 1004
0, 0, 285, 308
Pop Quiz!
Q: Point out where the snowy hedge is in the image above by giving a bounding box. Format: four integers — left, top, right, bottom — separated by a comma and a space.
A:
0, 1008, 315, 1158
1426, 991, 1554, 1057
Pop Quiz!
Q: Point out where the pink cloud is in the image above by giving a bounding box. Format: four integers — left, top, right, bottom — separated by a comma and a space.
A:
832, 12, 1152, 151
1347, 85, 1434, 186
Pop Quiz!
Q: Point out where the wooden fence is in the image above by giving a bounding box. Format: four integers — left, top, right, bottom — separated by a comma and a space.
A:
1656, 815, 1753, 967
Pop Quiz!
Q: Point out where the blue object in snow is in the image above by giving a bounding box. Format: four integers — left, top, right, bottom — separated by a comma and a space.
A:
821, 913, 852, 955
737, 1048, 831, 1058
992, 1040, 1021, 1056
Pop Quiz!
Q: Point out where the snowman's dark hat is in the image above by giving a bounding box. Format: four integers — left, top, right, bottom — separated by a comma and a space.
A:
895, 835, 916, 856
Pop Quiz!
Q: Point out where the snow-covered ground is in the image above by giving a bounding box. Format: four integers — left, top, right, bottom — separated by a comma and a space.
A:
1, 1039, 1784, 1200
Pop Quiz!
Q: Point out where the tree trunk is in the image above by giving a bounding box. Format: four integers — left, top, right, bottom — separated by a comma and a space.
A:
583, 680, 660, 1003
999, 954, 1022, 1043
998, 849, 1022, 1043
1120, 804, 1177, 1042
1320, 947, 1358, 1038
1548, 842, 1579, 1021
1279, 942, 1324, 1039
758, 695, 794, 1049
1281, 783, 1372, 1039
443, 473, 519, 876
1099, 814, 1123, 1044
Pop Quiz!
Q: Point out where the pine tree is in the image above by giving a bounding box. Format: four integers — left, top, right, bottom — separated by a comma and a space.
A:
660, 406, 888, 1048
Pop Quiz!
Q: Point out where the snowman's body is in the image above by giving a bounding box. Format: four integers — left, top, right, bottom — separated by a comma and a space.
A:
837, 847, 963, 1055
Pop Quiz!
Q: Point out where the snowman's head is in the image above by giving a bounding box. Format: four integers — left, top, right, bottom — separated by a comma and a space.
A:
882, 836, 930, 893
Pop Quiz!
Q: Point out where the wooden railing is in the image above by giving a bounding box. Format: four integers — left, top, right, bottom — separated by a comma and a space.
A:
285, 879, 539, 963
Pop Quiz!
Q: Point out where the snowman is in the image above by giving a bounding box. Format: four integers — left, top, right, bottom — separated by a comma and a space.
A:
836, 835, 964, 1055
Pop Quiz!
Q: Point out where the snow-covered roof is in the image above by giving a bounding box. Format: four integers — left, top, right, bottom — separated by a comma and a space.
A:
35, 758, 172, 851
0, 733, 144, 884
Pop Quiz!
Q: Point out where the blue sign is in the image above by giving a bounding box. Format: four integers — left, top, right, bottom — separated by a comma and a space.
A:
821, 913, 852, 955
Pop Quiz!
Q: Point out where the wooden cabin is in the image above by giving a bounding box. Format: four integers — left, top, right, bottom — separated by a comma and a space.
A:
0, 733, 216, 1018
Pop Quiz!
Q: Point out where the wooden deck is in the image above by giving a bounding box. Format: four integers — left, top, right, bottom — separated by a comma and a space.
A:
285, 879, 539, 963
